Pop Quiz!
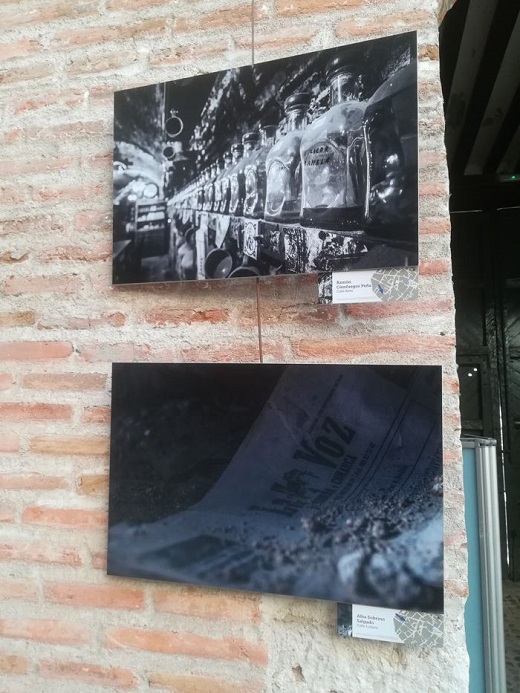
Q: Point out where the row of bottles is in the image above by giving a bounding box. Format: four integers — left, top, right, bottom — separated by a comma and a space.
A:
172, 55, 416, 237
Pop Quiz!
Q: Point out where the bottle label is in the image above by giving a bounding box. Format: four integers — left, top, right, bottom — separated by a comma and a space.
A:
229, 175, 239, 214
244, 169, 258, 216
302, 140, 348, 210
266, 160, 301, 219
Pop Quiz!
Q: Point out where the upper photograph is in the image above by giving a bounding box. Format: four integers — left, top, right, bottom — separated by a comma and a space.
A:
112, 32, 418, 285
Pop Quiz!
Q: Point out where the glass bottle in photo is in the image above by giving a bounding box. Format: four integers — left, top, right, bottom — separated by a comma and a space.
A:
196, 174, 205, 211
300, 57, 367, 231
265, 93, 310, 223
212, 156, 226, 212
363, 62, 417, 241
229, 133, 259, 217
203, 163, 217, 212
221, 145, 242, 215
244, 125, 277, 219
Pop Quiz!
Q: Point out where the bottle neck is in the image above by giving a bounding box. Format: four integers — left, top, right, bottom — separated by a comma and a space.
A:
286, 108, 307, 132
328, 73, 358, 106
260, 127, 276, 147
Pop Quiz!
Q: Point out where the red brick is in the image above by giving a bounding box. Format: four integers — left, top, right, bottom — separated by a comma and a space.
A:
74, 209, 111, 233
444, 375, 460, 394
419, 258, 451, 276
291, 335, 455, 360
37, 311, 126, 330
444, 448, 462, 467
53, 18, 165, 47
419, 44, 440, 61
0, 250, 29, 264
0, 433, 19, 453
0, 474, 68, 491
420, 182, 447, 198
0, 542, 81, 567
0, 652, 28, 675
78, 474, 109, 495
40, 660, 138, 688
149, 45, 227, 67
346, 298, 453, 319
181, 342, 260, 363
154, 587, 260, 622
175, 3, 269, 32
45, 583, 144, 610
32, 184, 104, 204
107, 0, 168, 9
0, 373, 15, 391
30, 435, 109, 456
105, 628, 268, 665
1, 156, 73, 177
444, 410, 461, 430
22, 507, 106, 530
278, 0, 362, 18
0, 1, 98, 29
149, 673, 263, 693
23, 373, 107, 392
243, 304, 339, 327
45, 120, 110, 140
4, 274, 83, 295
419, 151, 446, 168
420, 217, 452, 235
78, 343, 151, 363
39, 243, 111, 262
182, 340, 283, 363
66, 51, 138, 77
0, 129, 22, 145
12, 88, 86, 114
82, 406, 111, 424
0, 311, 36, 328
145, 308, 230, 326
0, 215, 69, 237
336, 9, 432, 38
445, 579, 469, 598
0, 63, 53, 86
0, 403, 71, 422
0, 341, 72, 361
0, 38, 42, 60
0, 185, 26, 204
0, 504, 16, 523
445, 530, 467, 548
91, 551, 107, 570
0, 578, 38, 602
0, 619, 89, 646
234, 27, 316, 51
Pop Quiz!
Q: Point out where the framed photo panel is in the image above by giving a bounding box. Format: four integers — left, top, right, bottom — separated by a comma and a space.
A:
113, 32, 418, 285
108, 363, 443, 611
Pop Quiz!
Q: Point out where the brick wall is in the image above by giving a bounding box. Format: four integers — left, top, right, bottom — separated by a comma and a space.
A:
0, 1, 467, 691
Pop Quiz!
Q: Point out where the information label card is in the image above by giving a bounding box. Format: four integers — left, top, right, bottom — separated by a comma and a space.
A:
337, 603, 443, 647
319, 267, 419, 304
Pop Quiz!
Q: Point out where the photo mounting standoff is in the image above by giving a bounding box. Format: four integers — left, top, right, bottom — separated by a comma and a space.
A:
108, 363, 443, 612
112, 31, 418, 286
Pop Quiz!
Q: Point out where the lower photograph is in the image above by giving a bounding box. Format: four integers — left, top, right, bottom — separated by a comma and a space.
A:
108, 362, 443, 612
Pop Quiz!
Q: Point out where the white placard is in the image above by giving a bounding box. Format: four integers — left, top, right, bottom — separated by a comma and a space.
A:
331, 267, 418, 304
352, 604, 401, 642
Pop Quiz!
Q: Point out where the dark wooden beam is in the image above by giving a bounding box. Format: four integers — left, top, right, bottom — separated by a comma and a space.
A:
483, 81, 520, 175
449, 1, 519, 178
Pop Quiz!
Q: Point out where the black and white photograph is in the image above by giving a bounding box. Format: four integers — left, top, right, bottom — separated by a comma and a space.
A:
108, 363, 443, 611
112, 32, 418, 285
